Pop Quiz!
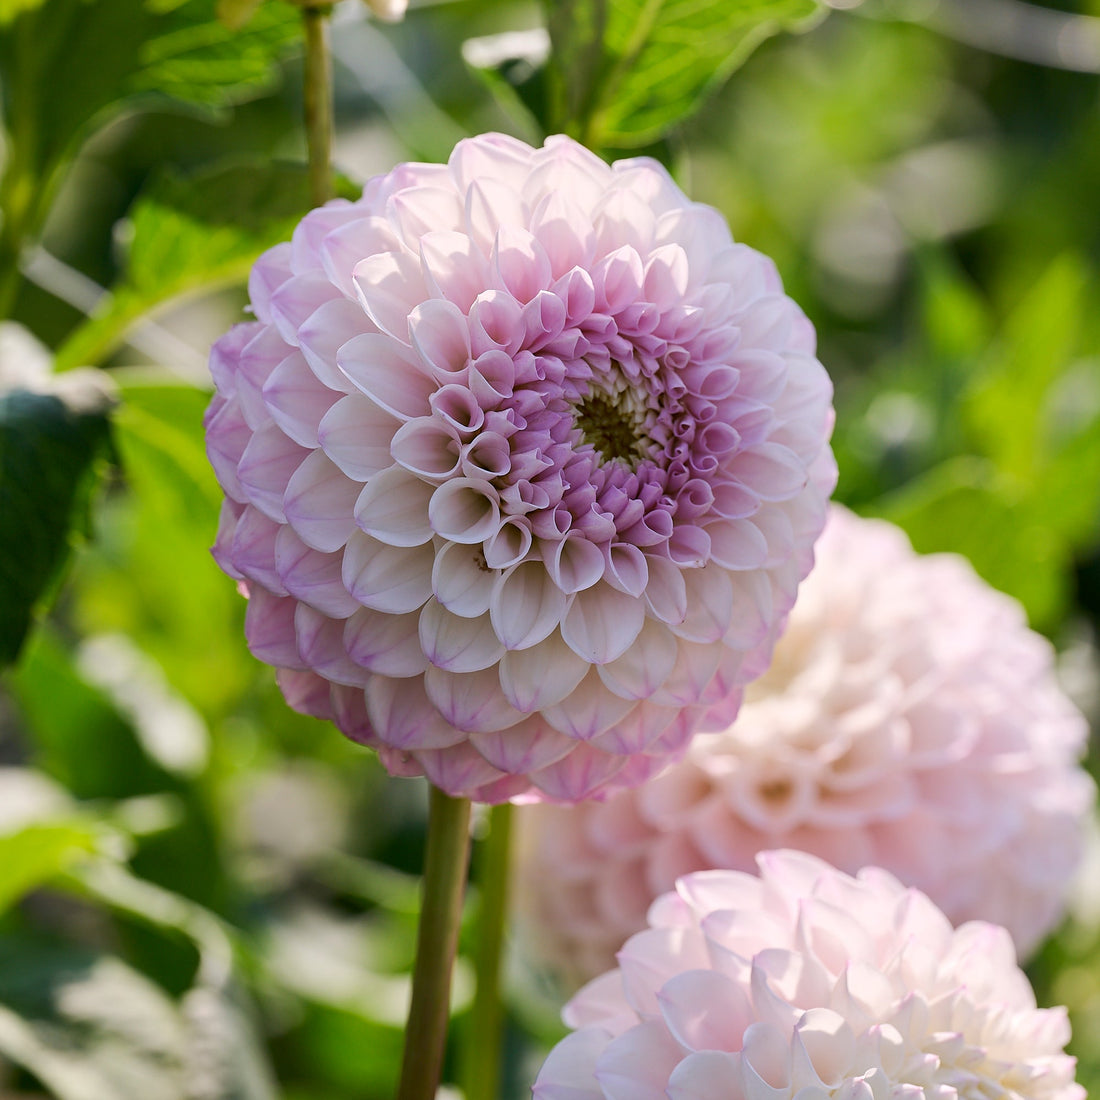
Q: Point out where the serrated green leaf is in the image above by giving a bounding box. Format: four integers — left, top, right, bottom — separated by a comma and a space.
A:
546, 0, 825, 148
0, 823, 100, 915
55, 161, 315, 370
0, 381, 114, 667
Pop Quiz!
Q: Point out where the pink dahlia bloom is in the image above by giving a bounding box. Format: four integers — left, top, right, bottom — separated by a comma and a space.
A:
520, 507, 1092, 969
205, 133, 835, 802
533, 851, 1083, 1100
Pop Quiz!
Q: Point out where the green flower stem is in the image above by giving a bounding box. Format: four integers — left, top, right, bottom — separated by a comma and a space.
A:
301, 2, 334, 207
461, 801, 514, 1100
397, 786, 474, 1100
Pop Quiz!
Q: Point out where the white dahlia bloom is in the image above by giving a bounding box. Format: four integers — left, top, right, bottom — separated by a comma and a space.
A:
205, 133, 835, 803
533, 851, 1084, 1100
520, 507, 1093, 969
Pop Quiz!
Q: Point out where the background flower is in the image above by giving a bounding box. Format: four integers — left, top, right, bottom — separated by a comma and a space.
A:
520, 506, 1093, 974
205, 132, 836, 803
534, 850, 1083, 1100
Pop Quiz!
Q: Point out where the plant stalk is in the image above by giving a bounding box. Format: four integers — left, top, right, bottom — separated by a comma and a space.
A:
301, 3, 334, 206
397, 787, 473, 1100
461, 802, 514, 1100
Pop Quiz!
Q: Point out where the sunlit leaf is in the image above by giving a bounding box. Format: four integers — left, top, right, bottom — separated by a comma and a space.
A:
545, 0, 825, 148
0, 823, 99, 915
55, 161, 314, 371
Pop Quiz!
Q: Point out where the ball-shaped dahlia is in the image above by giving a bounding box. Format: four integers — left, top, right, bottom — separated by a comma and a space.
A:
520, 506, 1092, 970
533, 850, 1084, 1100
205, 133, 835, 803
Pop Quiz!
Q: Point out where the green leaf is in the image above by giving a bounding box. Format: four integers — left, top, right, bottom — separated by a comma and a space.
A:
963, 254, 1088, 480
55, 161, 315, 371
0, 0, 299, 183
0, 823, 99, 915
546, 0, 825, 149
0, 946, 189, 1100
871, 456, 1068, 629
0, 378, 114, 667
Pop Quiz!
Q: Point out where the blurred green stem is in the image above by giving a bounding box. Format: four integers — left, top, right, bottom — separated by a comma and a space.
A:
397, 787, 473, 1100
461, 802, 514, 1100
301, 3, 334, 206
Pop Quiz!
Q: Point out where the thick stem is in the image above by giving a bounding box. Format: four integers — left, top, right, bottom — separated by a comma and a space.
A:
301, 3, 334, 207
397, 787, 473, 1100
461, 802, 514, 1100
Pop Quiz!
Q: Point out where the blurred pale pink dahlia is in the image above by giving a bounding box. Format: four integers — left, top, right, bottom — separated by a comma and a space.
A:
520, 507, 1092, 968
534, 851, 1083, 1100
205, 133, 835, 803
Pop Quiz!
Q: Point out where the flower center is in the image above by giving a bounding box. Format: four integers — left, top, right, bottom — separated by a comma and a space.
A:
573, 381, 648, 468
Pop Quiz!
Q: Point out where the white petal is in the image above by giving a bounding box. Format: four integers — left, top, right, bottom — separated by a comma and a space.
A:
294, 603, 369, 686
706, 519, 770, 572
320, 215, 402, 298
651, 639, 722, 707
338, 332, 436, 420
390, 416, 463, 480
418, 229, 491, 312
298, 297, 374, 391
669, 565, 734, 643
422, 665, 526, 733
594, 1020, 683, 1100
723, 571, 774, 651
275, 525, 360, 618
429, 478, 502, 544
262, 350, 341, 448
667, 1052, 746, 1100
585, 698, 677, 755
432, 540, 500, 617
237, 422, 309, 523
354, 466, 435, 547
248, 242, 292, 324
283, 449, 360, 552
530, 740, 629, 802
409, 297, 472, 379
387, 185, 466, 244
317, 393, 399, 481
365, 673, 467, 749
229, 504, 285, 594
546, 532, 607, 594
498, 631, 590, 712
605, 542, 650, 598
269, 273, 341, 347
419, 599, 505, 673
490, 560, 570, 650
344, 606, 428, 677
352, 249, 428, 340
658, 969, 752, 1053
341, 529, 434, 613
597, 618, 678, 700
465, 176, 527, 253
732, 444, 807, 503
541, 668, 636, 740
244, 588, 304, 668
562, 582, 646, 664
533, 1028, 609, 1100
483, 517, 533, 570
643, 555, 688, 625
468, 715, 576, 774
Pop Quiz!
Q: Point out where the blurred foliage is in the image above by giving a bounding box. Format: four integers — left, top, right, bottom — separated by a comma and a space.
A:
1, 0, 1100, 1097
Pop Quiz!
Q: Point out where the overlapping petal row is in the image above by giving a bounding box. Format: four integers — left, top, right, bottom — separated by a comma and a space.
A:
520, 507, 1092, 966
205, 132, 836, 802
533, 851, 1083, 1100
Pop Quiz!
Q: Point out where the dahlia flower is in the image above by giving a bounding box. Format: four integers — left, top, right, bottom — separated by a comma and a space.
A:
533, 851, 1083, 1100
205, 133, 835, 802
520, 507, 1092, 969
